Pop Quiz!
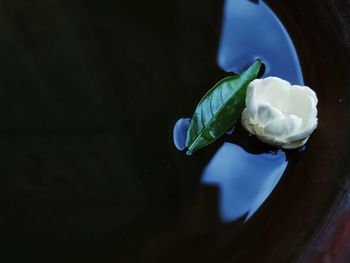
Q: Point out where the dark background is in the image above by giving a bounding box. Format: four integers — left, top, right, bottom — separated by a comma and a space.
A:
0, 0, 349, 262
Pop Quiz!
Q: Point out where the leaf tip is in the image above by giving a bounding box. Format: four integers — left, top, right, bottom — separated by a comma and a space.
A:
254, 58, 262, 67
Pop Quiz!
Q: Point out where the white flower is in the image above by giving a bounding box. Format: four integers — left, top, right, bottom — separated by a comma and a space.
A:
241, 77, 318, 149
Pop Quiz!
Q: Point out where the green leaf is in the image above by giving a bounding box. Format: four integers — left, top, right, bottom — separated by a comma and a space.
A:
185, 60, 262, 153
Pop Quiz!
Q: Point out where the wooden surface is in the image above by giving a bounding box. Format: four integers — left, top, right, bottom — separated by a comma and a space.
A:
292, 0, 350, 261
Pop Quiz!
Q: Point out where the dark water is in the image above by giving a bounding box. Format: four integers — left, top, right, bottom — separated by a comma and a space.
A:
0, 0, 349, 263
173, 0, 302, 222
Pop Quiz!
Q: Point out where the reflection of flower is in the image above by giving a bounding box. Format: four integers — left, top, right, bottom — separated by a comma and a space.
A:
241, 77, 318, 149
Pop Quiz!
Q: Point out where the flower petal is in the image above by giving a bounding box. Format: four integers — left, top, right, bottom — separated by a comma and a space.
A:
282, 137, 309, 149
286, 86, 318, 126
245, 77, 290, 120
242, 76, 318, 149
286, 118, 318, 141
263, 114, 302, 138
293, 85, 318, 105
256, 102, 284, 126
241, 108, 255, 134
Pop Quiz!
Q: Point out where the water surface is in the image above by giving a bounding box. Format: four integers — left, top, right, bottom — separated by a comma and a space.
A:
218, 0, 304, 85
1, 0, 348, 262
202, 143, 288, 222
174, 0, 303, 222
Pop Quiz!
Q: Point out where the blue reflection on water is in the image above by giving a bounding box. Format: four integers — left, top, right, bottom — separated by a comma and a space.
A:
218, 0, 304, 85
173, 118, 191, 151
173, 0, 303, 223
202, 143, 288, 222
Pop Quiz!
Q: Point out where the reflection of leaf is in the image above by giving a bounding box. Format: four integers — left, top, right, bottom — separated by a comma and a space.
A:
186, 60, 262, 153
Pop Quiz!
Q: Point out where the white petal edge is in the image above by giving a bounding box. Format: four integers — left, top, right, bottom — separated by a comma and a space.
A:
246, 77, 291, 119
286, 118, 318, 141
263, 114, 303, 138
282, 137, 309, 149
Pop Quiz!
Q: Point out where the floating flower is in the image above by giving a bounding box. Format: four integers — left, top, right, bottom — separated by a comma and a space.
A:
241, 77, 318, 149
